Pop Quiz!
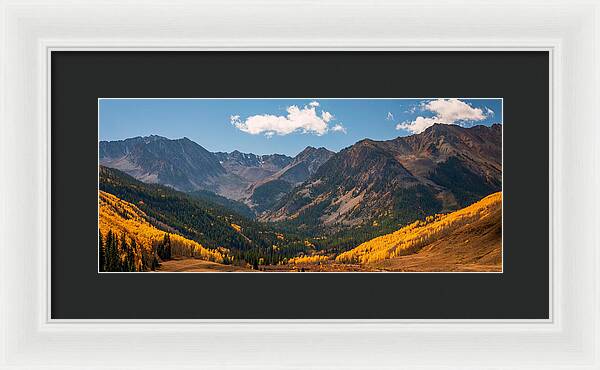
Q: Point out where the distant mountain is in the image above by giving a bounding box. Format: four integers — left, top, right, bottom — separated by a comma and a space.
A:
100, 135, 335, 213
213, 151, 293, 183
263, 124, 502, 231
99, 135, 226, 192
271, 146, 335, 186
247, 146, 335, 212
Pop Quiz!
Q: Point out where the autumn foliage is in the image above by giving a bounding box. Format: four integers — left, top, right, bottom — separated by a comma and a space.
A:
336, 192, 502, 264
99, 191, 225, 271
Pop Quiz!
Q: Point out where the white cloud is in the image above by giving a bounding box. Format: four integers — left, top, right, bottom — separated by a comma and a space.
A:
396, 98, 489, 134
396, 116, 439, 134
230, 102, 340, 137
331, 123, 347, 134
485, 107, 495, 116
386, 112, 394, 121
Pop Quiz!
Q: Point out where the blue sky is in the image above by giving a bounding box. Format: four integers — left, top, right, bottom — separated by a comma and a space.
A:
99, 98, 502, 156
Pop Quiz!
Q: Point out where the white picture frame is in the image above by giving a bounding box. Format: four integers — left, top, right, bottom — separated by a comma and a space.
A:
1, 0, 598, 368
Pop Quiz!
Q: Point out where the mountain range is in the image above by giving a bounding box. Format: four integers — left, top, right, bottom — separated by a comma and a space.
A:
100, 136, 334, 212
99, 123, 502, 272
100, 124, 501, 232
99, 135, 225, 192
264, 124, 501, 231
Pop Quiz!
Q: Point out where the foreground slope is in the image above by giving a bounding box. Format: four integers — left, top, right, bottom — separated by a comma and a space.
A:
336, 192, 502, 271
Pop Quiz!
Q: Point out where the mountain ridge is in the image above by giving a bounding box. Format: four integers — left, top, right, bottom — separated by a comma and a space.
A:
99, 135, 226, 192
100, 135, 336, 209
261, 124, 502, 232
100, 124, 501, 230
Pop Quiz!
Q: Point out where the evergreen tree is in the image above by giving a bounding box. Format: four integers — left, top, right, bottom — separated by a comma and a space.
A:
128, 238, 137, 272
105, 230, 117, 272
119, 232, 128, 272
165, 234, 172, 259
156, 233, 173, 260
99, 230, 106, 272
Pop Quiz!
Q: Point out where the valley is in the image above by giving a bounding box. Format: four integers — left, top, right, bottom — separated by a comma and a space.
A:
99, 123, 502, 272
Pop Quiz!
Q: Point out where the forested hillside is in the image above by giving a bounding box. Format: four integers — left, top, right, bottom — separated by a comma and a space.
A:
188, 189, 255, 219
99, 166, 310, 268
336, 192, 501, 268
99, 191, 225, 272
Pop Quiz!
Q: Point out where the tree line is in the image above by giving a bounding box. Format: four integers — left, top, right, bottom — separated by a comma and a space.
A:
99, 229, 174, 272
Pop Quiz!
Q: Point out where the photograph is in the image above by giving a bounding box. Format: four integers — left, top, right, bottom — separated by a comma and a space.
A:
98, 98, 503, 272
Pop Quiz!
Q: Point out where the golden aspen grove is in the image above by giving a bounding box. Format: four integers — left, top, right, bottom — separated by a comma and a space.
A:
336, 192, 502, 268
99, 191, 225, 271
98, 185, 502, 272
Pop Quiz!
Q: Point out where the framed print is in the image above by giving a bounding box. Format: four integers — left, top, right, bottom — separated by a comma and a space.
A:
1, 0, 599, 369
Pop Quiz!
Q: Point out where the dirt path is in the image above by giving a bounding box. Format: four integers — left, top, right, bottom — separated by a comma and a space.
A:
157, 258, 252, 272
